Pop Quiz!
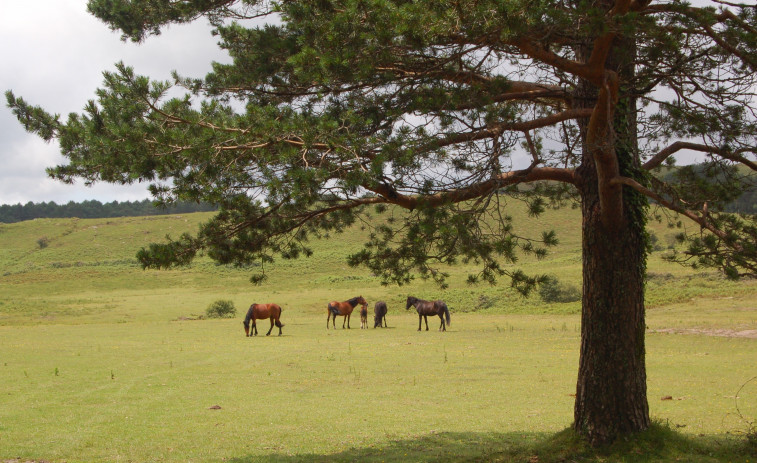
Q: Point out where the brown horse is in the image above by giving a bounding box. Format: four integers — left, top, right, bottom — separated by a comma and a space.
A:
327, 296, 367, 329
406, 296, 450, 331
243, 303, 284, 336
373, 301, 388, 328
360, 304, 368, 329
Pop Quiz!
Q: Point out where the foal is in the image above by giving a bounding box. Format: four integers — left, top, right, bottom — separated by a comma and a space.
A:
360, 304, 368, 329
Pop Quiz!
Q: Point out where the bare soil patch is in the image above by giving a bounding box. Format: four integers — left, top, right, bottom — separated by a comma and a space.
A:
650, 328, 757, 338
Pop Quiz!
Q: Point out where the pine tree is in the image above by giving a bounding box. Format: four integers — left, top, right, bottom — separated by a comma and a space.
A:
7, 0, 757, 445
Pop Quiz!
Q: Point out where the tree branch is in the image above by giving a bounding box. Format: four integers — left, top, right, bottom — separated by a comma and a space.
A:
366, 166, 576, 210
644, 141, 757, 171
424, 108, 593, 151
610, 175, 740, 249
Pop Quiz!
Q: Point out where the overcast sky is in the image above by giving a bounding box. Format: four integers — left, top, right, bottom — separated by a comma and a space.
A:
2, 2, 710, 207
0, 1, 228, 205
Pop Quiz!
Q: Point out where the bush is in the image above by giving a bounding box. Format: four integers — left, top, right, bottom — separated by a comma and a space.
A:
205, 300, 237, 319
539, 276, 581, 303
37, 237, 49, 249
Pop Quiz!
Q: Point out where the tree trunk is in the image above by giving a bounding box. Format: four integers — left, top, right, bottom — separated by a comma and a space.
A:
574, 165, 650, 445
573, 31, 651, 444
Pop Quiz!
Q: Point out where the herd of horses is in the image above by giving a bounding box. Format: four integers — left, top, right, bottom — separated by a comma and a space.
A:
243, 296, 451, 337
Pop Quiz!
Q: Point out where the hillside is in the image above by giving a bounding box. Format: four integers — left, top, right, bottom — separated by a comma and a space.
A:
1, 204, 756, 325
2, 205, 757, 463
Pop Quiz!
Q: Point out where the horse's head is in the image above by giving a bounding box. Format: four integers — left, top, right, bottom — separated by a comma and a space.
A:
406, 296, 415, 310
357, 296, 367, 307
243, 304, 256, 337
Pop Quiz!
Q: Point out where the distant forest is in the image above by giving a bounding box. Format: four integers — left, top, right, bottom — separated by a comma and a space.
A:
724, 190, 757, 214
2, 185, 755, 224
0, 199, 218, 224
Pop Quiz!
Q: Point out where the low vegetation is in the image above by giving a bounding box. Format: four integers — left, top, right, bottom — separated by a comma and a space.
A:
1, 206, 756, 461
206, 299, 237, 319
538, 275, 582, 303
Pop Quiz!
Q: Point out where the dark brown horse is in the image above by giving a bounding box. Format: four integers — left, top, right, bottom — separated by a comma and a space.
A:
243, 303, 284, 336
373, 301, 388, 328
327, 296, 367, 329
406, 296, 450, 331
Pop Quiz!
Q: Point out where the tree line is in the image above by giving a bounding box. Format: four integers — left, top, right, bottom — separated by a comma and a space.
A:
0, 199, 217, 224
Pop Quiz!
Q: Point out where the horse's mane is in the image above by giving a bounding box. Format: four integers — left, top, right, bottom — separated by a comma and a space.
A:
244, 304, 256, 323
347, 296, 362, 307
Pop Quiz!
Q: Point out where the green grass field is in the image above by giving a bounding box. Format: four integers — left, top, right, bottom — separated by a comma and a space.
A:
1, 206, 756, 462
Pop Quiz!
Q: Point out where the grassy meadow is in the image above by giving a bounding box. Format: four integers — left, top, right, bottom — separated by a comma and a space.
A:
1, 205, 757, 462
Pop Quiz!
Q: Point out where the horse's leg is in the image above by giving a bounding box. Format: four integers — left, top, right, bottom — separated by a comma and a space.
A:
424, 315, 429, 331
327, 312, 331, 329
266, 316, 274, 336
383, 315, 387, 327
252, 319, 258, 336
438, 314, 445, 332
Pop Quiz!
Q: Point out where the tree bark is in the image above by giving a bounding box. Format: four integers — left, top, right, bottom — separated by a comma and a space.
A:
574, 160, 650, 445
572, 28, 651, 445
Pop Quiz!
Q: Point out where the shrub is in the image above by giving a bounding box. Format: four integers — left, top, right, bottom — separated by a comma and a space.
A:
476, 294, 498, 311
539, 276, 581, 303
205, 299, 237, 319
37, 237, 49, 249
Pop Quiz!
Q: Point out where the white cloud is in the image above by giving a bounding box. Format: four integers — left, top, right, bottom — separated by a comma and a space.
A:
0, 0, 228, 205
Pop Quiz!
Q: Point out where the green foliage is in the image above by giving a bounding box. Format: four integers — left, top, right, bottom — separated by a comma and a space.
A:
7, 0, 757, 288
539, 275, 582, 304
205, 299, 236, 318
36, 236, 49, 249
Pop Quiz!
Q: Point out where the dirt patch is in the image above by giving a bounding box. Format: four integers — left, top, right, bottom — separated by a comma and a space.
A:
650, 328, 757, 338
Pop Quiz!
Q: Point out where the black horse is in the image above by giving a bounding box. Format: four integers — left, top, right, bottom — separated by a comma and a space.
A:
373, 301, 388, 328
406, 296, 450, 331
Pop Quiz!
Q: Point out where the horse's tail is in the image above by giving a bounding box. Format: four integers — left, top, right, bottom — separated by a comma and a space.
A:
275, 306, 284, 327
443, 303, 451, 327
328, 303, 339, 316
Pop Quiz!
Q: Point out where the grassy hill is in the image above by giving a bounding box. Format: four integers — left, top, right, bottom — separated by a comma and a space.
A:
1, 206, 757, 462
2, 204, 756, 326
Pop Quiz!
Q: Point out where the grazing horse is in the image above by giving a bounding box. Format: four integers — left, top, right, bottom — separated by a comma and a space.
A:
243, 303, 284, 336
373, 301, 388, 328
327, 296, 367, 329
406, 296, 450, 332
360, 304, 368, 329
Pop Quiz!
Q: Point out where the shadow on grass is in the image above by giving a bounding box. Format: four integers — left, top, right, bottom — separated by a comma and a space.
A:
228, 424, 756, 463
